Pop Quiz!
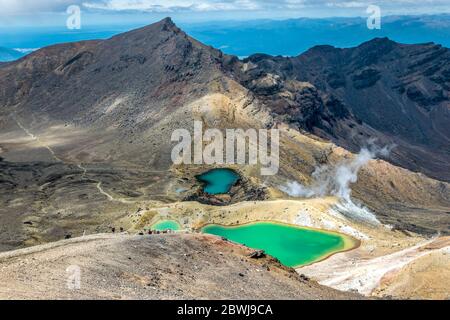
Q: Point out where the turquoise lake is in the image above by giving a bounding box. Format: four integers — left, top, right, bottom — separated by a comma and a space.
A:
202, 222, 351, 267
196, 168, 240, 195
151, 220, 181, 231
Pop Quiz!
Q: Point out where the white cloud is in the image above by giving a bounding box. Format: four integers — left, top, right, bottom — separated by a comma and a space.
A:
82, 0, 260, 12
327, 1, 368, 8
0, 0, 83, 14
0, 0, 449, 14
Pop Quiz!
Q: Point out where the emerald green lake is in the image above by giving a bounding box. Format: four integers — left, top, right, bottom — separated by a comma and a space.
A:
202, 222, 349, 267
151, 220, 181, 231
196, 168, 240, 195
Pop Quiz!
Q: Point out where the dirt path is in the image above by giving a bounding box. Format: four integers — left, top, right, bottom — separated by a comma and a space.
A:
12, 115, 64, 163
13, 118, 138, 205
78, 163, 138, 204
95, 181, 137, 204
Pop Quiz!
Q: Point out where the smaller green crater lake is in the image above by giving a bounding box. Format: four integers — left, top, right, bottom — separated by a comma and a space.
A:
202, 222, 353, 267
151, 220, 181, 231
196, 168, 240, 195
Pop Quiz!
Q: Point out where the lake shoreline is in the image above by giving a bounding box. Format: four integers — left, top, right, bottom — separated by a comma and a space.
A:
200, 220, 360, 268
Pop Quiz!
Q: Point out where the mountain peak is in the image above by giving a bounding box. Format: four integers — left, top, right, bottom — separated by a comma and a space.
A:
153, 17, 179, 32
365, 37, 395, 44
159, 17, 175, 27
356, 37, 397, 51
303, 44, 338, 55
110, 17, 182, 42
151, 17, 178, 32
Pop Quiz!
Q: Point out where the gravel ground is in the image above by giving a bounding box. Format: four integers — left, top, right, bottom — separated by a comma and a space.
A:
0, 233, 362, 300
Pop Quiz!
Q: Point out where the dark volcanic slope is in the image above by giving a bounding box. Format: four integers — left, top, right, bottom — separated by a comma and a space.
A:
233, 38, 450, 181
0, 19, 449, 182
0, 18, 221, 120
0, 18, 237, 168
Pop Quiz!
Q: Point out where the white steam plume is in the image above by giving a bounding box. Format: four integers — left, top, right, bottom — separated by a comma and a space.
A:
281, 145, 391, 225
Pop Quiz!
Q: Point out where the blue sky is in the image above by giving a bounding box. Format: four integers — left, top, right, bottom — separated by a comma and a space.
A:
1, 0, 450, 26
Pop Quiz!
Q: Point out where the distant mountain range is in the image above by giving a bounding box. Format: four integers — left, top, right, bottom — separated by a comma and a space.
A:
0, 14, 449, 61
186, 14, 450, 57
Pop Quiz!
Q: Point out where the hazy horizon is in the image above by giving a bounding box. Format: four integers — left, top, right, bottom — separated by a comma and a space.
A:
1, 0, 450, 27
1, 13, 450, 61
